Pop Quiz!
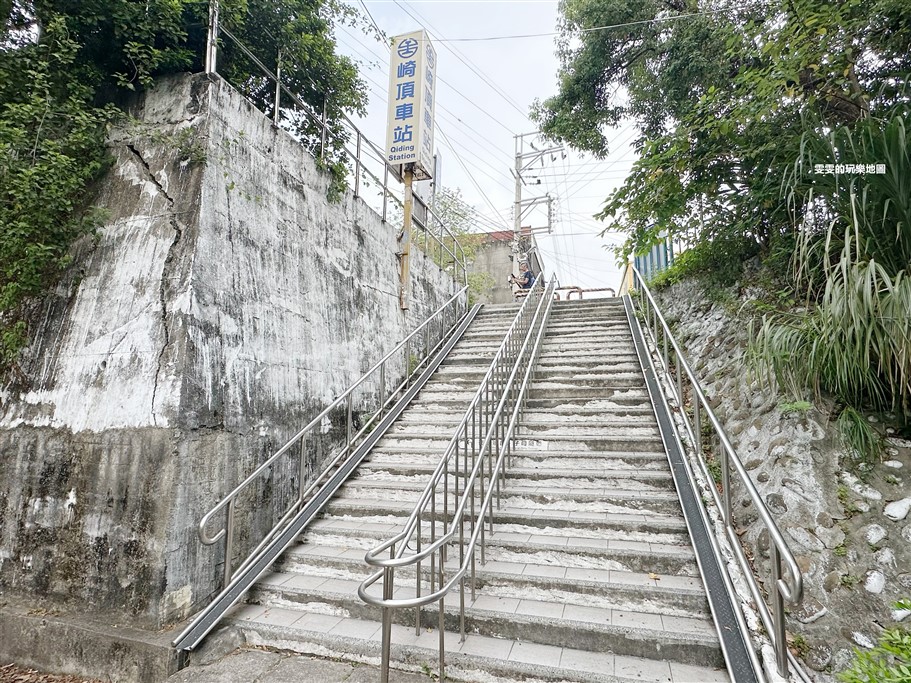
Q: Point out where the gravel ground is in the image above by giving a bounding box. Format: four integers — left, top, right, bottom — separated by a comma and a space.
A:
0, 664, 103, 683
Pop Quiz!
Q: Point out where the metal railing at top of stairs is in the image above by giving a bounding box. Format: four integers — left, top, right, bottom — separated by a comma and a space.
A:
173, 286, 469, 652
202, 2, 468, 289
628, 265, 806, 680
358, 275, 557, 683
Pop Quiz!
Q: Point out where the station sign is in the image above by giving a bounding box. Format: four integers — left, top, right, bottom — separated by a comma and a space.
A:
385, 30, 437, 180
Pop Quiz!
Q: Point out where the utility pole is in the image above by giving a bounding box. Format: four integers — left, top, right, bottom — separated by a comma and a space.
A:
513, 133, 563, 271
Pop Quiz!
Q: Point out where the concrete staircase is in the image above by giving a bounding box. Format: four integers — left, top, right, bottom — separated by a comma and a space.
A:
225, 299, 730, 682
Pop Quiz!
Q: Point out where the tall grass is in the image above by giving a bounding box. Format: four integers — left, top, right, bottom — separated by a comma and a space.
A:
750, 107, 911, 461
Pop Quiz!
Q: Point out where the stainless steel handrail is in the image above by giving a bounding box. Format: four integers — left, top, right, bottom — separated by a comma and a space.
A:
358, 275, 557, 683
206, 4, 468, 289
628, 265, 804, 679
196, 286, 468, 591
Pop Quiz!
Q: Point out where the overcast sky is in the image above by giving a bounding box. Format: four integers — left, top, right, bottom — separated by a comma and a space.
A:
335, 0, 637, 292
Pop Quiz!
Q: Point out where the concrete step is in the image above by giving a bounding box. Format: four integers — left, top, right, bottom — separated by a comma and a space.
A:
436, 357, 639, 372
394, 412, 657, 426
527, 374, 645, 388
293, 517, 696, 576
540, 339, 635, 352
361, 445, 670, 468
525, 387, 650, 401
338, 486, 682, 520
265, 551, 707, 616
323, 498, 688, 539
354, 466, 676, 493
229, 607, 729, 683
374, 433, 664, 453
242, 580, 721, 669
340, 479, 681, 516
431, 370, 645, 386
384, 421, 660, 439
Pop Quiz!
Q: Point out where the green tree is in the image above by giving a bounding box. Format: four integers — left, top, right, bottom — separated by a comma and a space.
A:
533, 0, 911, 264
533, 0, 911, 459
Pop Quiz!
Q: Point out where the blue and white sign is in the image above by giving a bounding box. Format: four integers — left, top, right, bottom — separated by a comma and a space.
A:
386, 30, 437, 179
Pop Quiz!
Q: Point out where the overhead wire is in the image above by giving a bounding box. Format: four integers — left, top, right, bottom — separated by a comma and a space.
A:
333, 29, 516, 190
387, 4, 775, 43
358, 0, 385, 38
392, 0, 533, 122
437, 126, 512, 230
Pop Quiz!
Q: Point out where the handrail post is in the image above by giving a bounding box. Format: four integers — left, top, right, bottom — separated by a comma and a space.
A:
273, 49, 282, 124
223, 497, 236, 588
346, 393, 353, 453
381, 566, 394, 683
771, 545, 788, 676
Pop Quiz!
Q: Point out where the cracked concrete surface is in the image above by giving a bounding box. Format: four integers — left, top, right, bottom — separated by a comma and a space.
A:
0, 71, 461, 669
169, 650, 428, 683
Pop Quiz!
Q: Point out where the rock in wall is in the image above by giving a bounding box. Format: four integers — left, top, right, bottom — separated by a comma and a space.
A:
653, 277, 911, 680
0, 73, 460, 628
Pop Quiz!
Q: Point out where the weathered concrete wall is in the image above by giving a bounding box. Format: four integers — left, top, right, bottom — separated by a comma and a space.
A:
470, 241, 514, 304
0, 73, 459, 629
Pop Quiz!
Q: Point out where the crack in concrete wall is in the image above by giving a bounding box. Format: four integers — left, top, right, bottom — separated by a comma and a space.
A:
0, 73, 462, 629
125, 142, 184, 427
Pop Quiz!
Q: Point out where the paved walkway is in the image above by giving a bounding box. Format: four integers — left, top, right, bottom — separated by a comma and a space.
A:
169, 649, 430, 683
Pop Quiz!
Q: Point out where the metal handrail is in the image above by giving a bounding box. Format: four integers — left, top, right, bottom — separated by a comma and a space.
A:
628, 265, 804, 679
358, 275, 557, 683
195, 286, 468, 591
207, 4, 468, 289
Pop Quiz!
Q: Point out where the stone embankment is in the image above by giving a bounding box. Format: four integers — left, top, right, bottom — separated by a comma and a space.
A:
653, 278, 911, 680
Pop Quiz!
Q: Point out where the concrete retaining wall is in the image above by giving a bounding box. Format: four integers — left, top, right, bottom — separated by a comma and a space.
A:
0, 73, 459, 629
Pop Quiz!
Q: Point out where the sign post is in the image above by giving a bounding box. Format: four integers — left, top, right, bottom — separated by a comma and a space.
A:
385, 30, 437, 309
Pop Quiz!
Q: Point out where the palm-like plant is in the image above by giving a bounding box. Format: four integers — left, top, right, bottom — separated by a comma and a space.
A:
750, 107, 911, 460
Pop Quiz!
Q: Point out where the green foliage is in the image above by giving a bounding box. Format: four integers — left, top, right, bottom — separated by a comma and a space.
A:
837, 406, 886, 464
779, 400, 813, 414
836, 484, 862, 516
749, 246, 911, 457
0, 18, 117, 368
646, 237, 759, 291
1, 0, 370, 370
841, 574, 860, 589
467, 272, 495, 306
790, 633, 810, 658
536, 0, 911, 272
785, 110, 911, 285
838, 621, 911, 683
400, 187, 485, 274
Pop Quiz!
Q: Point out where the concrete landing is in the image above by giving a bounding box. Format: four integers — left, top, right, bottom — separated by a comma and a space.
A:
168, 648, 426, 683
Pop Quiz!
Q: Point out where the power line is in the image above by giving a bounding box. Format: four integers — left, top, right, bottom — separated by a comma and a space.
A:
382, 5, 774, 43
437, 126, 512, 229
392, 0, 533, 122
333, 30, 516, 188
358, 0, 385, 38
334, 23, 517, 170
